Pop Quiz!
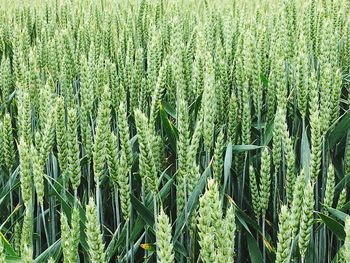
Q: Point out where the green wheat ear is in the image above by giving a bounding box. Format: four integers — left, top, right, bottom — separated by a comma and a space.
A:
0, 238, 6, 263
0, 57, 13, 107
156, 209, 175, 263
93, 86, 111, 184
176, 84, 191, 215
20, 208, 33, 256
337, 188, 347, 210
343, 216, 350, 261
273, 107, 284, 172
275, 205, 292, 263
67, 107, 81, 191
197, 179, 217, 263
309, 73, 322, 183
13, 222, 21, 254
134, 109, 158, 195
107, 132, 119, 186
187, 117, 202, 198
31, 144, 44, 206
118, 103, 133, 168
56, 96, 68, 176
18, 138, 32, 208
217, 203, 236, 262
17, 88, 31, 144
60, 212, 72, 263
323, 164, 335, 214
202, 52, 216, 151
260, 147, 271, 217
70, 205, 81, 263
85, 197, 105, 263
118, 140, 132, 221
249, 165, 260, 220
0, 121, 3, 167
22, 245, 33, 263
298, 182, 314, 259
281, 120, 295, 204
290, 170, 305, 238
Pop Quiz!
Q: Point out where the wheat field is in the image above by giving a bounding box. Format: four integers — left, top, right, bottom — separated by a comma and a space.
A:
0, 0, 350, 262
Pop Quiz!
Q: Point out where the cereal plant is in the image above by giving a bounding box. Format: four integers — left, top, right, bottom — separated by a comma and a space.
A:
0, 0, 350, 262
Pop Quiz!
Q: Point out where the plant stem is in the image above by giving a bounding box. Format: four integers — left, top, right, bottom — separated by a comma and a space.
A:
262, 214, 266, 263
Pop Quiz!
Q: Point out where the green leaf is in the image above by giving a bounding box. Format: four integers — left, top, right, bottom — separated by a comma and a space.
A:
174, 166, 211, 241
130, 192, 188, 258
327, 207, 348, 222
162, 100, 176, 118
340, 200, 350, 212
247, 234, 263, 263
159, 103, 178, 152
47, 177, 89, 252
0, 232, 17, 257
232, 145, 263, 153
106, 177, 175, 261
334, 172, 350, 194
327, 110, 350, 149
0, 167, 20, 207
263, 121, 274, 145
318, 212, 345, 240
130, 195, 155, 227
111, 218, 145, 260
260, 73, 269, 87
119, 233, 146, 262
34, 239, 61, 263
222, 142, 232, 197
5, 255, 21, 263
300, 121, 310, 179
128, 174, 173, 228
234, 205, 273, 244
7, 90, 16, 105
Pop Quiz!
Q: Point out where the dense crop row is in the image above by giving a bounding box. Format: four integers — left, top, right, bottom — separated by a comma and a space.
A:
0, 0, 350, 262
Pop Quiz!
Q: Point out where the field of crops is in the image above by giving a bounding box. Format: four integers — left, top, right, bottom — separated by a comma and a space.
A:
0, 0, 350, 262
